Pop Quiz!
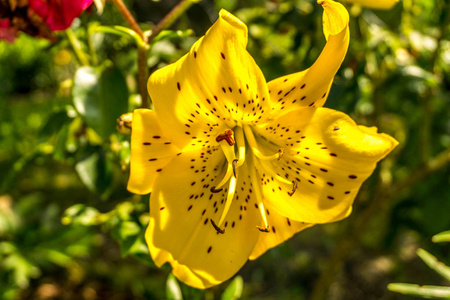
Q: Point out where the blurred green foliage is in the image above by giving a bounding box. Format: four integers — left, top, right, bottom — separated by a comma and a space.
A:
0, 0, 449, 299
388, 231, 450, 298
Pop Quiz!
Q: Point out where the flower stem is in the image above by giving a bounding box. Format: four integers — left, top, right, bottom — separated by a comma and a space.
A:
110, 0, 145, 42
148, 0, 199, 43
137, 44, 150, 108
87, 24, 99, 66
66, 29, 89, 66
110, 0, 150, 107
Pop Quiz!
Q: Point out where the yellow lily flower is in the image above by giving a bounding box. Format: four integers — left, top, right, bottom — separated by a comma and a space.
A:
128, 0, 398, 289
341, 0, 399, 10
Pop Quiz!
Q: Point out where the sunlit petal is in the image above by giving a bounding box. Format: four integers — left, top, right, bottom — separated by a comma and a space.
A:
267, 0, 349, 113
147, 149, 261, 288
147, 9, 270, 150
249, 209, 314, 260
254, 107, 398, 223
127, 109, 180, 194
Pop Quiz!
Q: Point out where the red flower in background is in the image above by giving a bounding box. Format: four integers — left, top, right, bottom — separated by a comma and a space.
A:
28, 0, 92, 31
0, 19, 18, 43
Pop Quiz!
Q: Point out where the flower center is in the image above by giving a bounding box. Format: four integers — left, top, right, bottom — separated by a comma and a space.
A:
211, 125, 297, 234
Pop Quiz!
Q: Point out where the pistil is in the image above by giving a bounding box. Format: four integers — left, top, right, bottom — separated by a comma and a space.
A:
211, 128, 245, 234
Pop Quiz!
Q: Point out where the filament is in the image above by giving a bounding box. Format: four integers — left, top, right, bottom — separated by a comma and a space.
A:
243, 125, 283, 161
248, 153, 270, 231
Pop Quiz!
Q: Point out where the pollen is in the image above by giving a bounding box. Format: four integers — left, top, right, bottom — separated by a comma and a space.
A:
216, 129, 235, 146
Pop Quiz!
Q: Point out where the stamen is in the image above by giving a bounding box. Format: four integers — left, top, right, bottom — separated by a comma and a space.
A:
217, 176, 237, 228
216, 129, 234, 146
257, 226, 270, 233
288, 180, 298, 196
258, 160, 293, 186
232, 159, 238, 178
211, 219, 225, 234
243, 125, 283, 161
211, 129, 242, 233
210, 186, 223, 193
234, 126, 246, 167
248, 154, 270, 231
211, 163, 233, 191
211, 131, 238, 192
218, 136, 237, 164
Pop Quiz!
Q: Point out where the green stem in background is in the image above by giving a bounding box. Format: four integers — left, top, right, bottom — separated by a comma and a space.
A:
137, 45, 149, 109
66, 29, 90, 66
110, 0, 150, 107
111, 0, 145, 42
309, 148, 450, 300
87, 24, 99, 66
93, 25, 151, 107
147, 0, 200, 43
387, 284, 450, 298
109, 0, 199, 108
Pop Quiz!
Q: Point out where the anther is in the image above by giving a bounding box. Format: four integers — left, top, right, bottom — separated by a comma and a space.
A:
256, 226, 270, 233
211, 219, 225, 234
288, 180, 298, 196
277, 148, 284, 160
232, 159, 238, 178
210, 186, 223, 193
216, 129, 235, 146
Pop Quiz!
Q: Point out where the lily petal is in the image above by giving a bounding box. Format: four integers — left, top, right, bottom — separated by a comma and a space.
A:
147, 149, 261, 289
254, 107, 398, 223
249, 209, 314, 260
127, 109, 180, 194
147, 9, 270, 150
267, 0, 349, 112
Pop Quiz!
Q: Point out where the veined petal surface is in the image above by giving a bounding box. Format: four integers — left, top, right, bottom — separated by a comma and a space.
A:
249, 209, 314, 260
147, 9, 271, 150
147, 148, 261, 289
267, 0, 349, 113
127, 109, 180, 194
253, 107, 398, 223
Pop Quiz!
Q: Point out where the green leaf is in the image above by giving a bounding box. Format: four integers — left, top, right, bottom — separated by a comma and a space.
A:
111, 220, 143, 257
221, 276, 244, 300
74, 151, 113, 196
62, 204, 101, 226
388, 283, 450, 298
53, 123, 70, 161
72, 66, 128, 139
432, 231, 450, 243
151, 29, 194, 45
166, 273, 183, 300
39, 109, 71, 138
417, 248, 450, 282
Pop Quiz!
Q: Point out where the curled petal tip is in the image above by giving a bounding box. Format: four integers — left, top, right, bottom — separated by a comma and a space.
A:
218, 9, 247, 36
320, 0, 350, 37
